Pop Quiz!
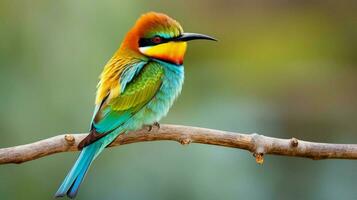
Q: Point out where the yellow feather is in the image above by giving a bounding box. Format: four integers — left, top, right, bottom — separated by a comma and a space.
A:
95, 49, 146, 105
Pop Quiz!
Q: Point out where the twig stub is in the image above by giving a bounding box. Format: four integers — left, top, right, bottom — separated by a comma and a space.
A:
253, 153, 264, 165
290, 138, 299, 147
64, 134, 75, 145
180, 138, 191, 145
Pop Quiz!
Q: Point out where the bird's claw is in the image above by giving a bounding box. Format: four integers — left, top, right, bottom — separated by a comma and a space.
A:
146, 122, 160, 132
153, 122, 160, 129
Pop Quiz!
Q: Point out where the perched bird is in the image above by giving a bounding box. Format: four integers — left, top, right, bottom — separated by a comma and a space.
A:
55, 12, 215, 198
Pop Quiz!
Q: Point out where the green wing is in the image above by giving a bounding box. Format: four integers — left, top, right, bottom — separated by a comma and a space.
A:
110, 63, 163, 111
79, 62, 164, 148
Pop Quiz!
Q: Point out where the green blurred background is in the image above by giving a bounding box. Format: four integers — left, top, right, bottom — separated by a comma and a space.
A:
1, 1, 357, 199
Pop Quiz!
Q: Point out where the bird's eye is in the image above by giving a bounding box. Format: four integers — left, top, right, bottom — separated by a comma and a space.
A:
151, 36, 162, 44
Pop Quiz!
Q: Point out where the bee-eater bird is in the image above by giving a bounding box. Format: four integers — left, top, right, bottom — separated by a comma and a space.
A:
55, 12, 216, 198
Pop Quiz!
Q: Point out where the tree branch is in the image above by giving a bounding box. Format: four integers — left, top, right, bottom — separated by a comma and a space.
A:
1, 124, 357, 165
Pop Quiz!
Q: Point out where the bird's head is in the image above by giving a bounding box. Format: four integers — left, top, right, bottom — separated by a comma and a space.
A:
120, 12, 216, 65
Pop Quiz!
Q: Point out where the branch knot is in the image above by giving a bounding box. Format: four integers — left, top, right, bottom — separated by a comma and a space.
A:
179, 137, 191, 145
290, 137, 299, 148
64, 134, 75, 145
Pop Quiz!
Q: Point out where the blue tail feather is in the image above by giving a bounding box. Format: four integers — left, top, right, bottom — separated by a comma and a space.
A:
66, 157, 91, 198
55, 142, 100, 198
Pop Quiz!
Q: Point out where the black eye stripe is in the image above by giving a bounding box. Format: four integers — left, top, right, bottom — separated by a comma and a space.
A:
139, 36, 171, 47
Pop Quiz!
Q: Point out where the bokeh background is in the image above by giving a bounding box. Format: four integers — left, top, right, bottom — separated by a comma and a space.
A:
1, 1, 357, 199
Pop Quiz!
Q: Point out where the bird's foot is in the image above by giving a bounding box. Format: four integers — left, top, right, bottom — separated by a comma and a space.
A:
145, 122, 160, 132
153, 122, 160, 129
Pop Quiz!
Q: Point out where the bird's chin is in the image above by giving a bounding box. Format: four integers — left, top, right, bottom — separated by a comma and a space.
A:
139, 41, 187, 65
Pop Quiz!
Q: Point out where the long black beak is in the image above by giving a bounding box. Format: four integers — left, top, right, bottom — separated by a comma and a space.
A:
174, 32, 217, 42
